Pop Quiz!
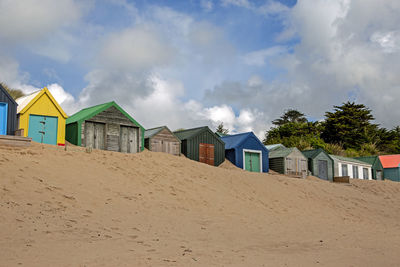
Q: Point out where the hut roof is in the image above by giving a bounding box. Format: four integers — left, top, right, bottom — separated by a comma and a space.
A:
302, 148, 329, 159
0, 84, 17, 105
174, 126, 224, 145
16, 88, 67, 118
379, 155, 400, 168
265, 144, 286, 151
329, 154, 371, 166
66, 101, 143, 130
355, 156, 379, 166
144, 126, 181, 142
269, 147, 299, 158
220, 132, 266, 151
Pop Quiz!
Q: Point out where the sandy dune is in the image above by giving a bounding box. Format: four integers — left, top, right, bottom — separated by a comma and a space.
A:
1, 143, 400, 266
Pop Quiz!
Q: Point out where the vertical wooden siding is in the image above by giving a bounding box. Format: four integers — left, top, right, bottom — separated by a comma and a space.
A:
0, 90, 17, 135
185, 131, 224, 166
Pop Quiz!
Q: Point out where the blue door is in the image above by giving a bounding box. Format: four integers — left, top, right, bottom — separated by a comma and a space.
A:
0, 102, 7, 135
28, 115, 58, 145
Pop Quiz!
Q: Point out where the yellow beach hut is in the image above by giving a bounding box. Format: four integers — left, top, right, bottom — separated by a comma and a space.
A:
16, 87, 68, 146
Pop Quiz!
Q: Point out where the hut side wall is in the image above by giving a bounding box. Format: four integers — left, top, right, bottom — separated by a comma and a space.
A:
269, 157, 285, 174
225, 149, 235, 165
383, 167, 400, 182
185, 130, 225, 166
65, 122, 78, 145
0, 88, 17, 135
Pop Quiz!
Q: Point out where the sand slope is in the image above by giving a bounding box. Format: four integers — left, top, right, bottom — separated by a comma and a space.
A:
1, 143, 400, 266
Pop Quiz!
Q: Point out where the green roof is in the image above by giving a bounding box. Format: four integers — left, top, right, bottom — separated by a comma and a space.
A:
173, 126, 208, 140
354, 156, 378, 165
329, 154, 371, 165
173, 126, 224, 145
66, 101, 144, 130
269, 147, 297, 158
302, 148, 328, 159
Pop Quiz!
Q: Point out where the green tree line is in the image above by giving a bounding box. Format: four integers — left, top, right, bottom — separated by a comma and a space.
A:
263, 102, 400, 157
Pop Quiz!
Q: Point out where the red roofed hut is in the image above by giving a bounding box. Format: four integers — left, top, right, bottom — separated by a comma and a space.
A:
379, 155, 400, 182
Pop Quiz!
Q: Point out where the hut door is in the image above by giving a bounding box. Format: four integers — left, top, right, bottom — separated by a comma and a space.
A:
244, 151, 261, 172
199, 143, 214, 166
0, 102, 7, 135
28, 115, 58, 145
318, 160, 328, 180
85, 122, 105, 149
120, 126, 138, 153
376, 170, 382, 180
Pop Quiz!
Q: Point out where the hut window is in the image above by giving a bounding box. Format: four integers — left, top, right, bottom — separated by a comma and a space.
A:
352, 166, 359, 178
342, 164, 348, 176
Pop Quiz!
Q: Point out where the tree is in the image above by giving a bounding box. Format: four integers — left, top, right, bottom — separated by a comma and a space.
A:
272, 109, 307, 126
321, 102, 377, 149
216, 123, 229, 135
263, 109, 325, 150
1, 82, 24, 100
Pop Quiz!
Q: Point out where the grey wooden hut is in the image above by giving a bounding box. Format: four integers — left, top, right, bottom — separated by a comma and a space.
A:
174, 126, 225, 166
302, 148, 334, 181
0, 84, 18, 135
269, 147, 308, 177
144, 126, 181, 156
66, 101, 144, 153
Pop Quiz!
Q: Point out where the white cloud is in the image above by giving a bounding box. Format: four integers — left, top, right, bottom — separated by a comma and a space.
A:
99, 26, 175, 71
0, 0, 82, 44
201, 0, 214, 12
243, 46, 287, 66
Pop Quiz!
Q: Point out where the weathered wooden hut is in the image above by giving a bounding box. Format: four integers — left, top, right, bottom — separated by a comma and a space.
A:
0, 84, 17, 135
66, 101, 144, 153
269, 147, 308, 177
144, 126, 181, 156
174, 126, 225, 166
16, 88, 67, 145
355, 156, 384, 180
330, 155, 372, 180
302, 148, 334, 181
379, 155, 400, 182
220, 132, 269, 173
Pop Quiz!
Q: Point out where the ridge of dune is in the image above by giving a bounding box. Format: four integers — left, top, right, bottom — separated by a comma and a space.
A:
1, 143, 400, 266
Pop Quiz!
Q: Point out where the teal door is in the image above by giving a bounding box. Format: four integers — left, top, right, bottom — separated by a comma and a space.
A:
244, 151, 261, 172
28, 115, 58, 145
0, 102, 7, 135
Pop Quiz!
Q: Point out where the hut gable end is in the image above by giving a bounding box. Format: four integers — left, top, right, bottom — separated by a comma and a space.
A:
88, 106, 137, 127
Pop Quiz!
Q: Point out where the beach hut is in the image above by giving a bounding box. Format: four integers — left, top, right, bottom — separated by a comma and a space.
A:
330, 155, 372, 180
379, 155, 400, 182
302, 148, 334, 181
269, 147, 308, 177
144, 126, 181, 156
355, 156, 384, 180
16, 88, 67, 145
66, 101, 144, 153
0, 84, 17, 135
174, 126, 225, 166
220, 132, 269, 173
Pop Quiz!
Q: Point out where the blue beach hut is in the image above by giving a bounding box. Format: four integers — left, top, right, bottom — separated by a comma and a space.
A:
221, 132, 269, 173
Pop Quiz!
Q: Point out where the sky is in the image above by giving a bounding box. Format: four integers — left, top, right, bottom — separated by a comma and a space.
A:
1, 0, 400, 138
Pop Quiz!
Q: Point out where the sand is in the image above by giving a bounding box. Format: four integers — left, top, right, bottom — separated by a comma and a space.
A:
1, 142, 400, 266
